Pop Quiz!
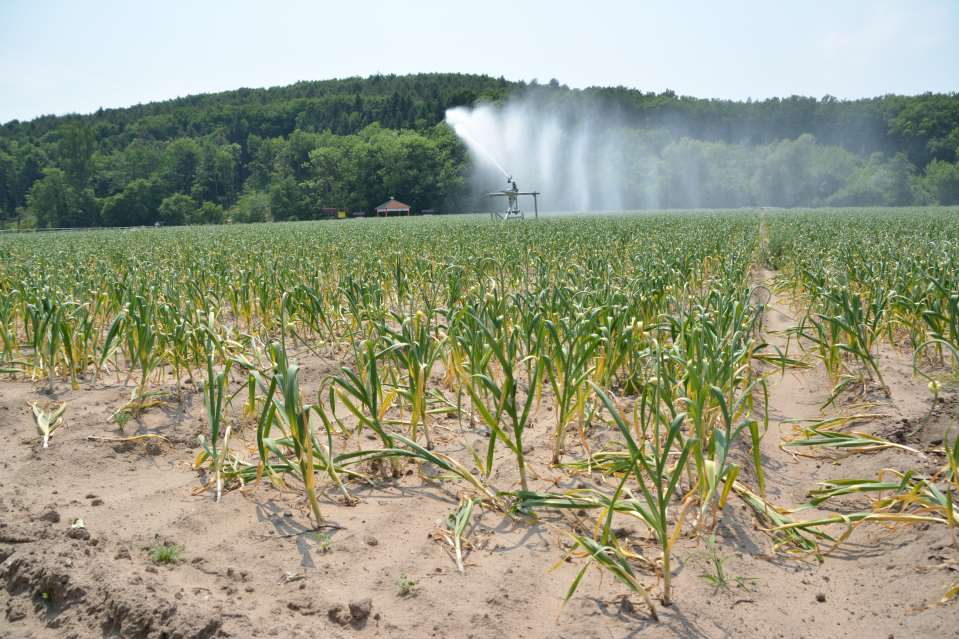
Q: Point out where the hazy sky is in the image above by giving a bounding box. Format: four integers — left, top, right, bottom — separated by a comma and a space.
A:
1, 0, 957, 123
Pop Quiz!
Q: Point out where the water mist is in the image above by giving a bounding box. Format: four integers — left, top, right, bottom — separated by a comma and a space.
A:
445, 91, 640, 212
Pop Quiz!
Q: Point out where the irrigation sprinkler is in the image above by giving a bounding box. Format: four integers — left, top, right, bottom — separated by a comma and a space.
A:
486, 176, 540, 221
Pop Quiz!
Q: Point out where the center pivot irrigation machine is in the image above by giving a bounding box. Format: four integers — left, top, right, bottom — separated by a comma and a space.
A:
486, 177, 540, 220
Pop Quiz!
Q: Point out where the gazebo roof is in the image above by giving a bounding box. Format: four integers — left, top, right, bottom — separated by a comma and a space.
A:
374, 197, 411, 211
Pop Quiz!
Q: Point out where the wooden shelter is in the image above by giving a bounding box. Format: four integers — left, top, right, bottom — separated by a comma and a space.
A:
374, 197, 412, 217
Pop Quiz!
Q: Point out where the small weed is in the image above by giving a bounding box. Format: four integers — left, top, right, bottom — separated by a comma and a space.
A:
315, 532, 333, 553
148, 541, 183, 564
698, 534, 755, 591
396, 575, 417, 597
113, 410, 132, 432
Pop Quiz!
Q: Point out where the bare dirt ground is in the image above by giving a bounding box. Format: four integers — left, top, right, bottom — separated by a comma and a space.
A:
1, 271, 957, 638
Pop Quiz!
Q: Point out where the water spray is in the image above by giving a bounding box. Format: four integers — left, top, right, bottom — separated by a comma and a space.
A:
445, 96, 632, 213
446, 114, 511, 180
446, 110, 541, 221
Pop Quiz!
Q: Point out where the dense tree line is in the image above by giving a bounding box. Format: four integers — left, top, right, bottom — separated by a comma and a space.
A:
1, 73, 957, 227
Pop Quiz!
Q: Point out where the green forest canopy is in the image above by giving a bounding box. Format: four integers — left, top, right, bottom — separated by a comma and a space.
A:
1, 73, 958, 227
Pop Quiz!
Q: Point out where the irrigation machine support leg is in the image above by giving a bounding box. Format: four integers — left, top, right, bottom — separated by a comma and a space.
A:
533, 194, 538, 219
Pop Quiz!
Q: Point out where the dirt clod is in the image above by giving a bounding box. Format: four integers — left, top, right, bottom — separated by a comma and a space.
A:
288, 600, 317, 615
349, 597, 373, 622
38, 510, 60, 524
328, 603, 350, 625
66, 527, 90, 541
5, 599, 28, 622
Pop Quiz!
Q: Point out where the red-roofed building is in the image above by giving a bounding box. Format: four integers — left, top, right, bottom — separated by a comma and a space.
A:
374, 197, 412, 217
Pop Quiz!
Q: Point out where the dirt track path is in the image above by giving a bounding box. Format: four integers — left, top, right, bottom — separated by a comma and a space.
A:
727, 268, 955, 638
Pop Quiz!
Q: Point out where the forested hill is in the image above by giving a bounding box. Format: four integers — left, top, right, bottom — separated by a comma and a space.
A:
1, 72, 958, 227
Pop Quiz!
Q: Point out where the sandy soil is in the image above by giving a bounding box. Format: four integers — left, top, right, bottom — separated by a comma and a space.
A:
1, 271, 957, 638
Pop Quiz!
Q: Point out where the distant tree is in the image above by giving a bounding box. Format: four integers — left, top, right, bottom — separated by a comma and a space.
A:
283, 130, 322, 181
160, 138, 201, 195
100, 178, 160, 226
270, 176, 312, 221
158, 193, 197, 225
193, 201, 225, 224
883, 153, 917, 206
919, 159, 959, 205
826, 153, 915, 207
245, 135, 285, 190
888, 94, 959, 165
12, 143, 47, 211
58, 122, 96, 187
231, 190, 271, 223
28, 168, 73, 228
192, 141, 240, 205
0, 148, 14, 217
27, 168, 98, 227
89, 139, 163, 197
